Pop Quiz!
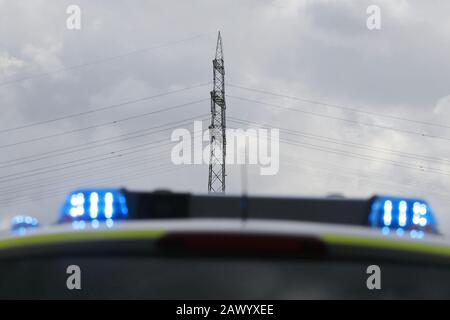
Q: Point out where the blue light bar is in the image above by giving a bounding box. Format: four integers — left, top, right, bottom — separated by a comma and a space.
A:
369, 196, 438, 234
59, 188, 128, 223
11, 215, 40, 232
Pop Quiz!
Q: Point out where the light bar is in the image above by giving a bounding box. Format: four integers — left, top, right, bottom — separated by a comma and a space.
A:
368, 196, 438, 234
57, 189, 440, 236
59, 188, 128, 223
11, 215, 40, 232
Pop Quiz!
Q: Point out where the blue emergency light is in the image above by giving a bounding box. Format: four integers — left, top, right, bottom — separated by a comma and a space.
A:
59, 188, 128, 223
368, 196, 438, 234
11, 215, 40, 232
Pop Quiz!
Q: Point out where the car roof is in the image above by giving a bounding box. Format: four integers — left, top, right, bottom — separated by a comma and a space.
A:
1, 219, 450, 260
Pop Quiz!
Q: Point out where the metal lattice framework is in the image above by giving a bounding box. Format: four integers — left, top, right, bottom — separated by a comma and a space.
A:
208, 32, 226, 193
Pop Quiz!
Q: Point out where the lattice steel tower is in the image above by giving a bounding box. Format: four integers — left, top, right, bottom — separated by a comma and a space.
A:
208, 31, 226, 193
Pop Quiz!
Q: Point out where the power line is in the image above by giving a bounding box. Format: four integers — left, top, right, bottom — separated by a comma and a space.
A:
0, 127, 208, 193
9, 115, 440, 195
281, 161, 450, 204
278, 136, 450, 176
274, 146, 445, 194
226, 122, 450, 177
227, 121, 450, 193
227, 122, 450, 200
0, 147, 171, 192
1, 149, 170, 196
2, 128, 209, 205
0, 139, 173, 183
1, 162, 187, 207
0, 148, 173, 195
228, 117, 450, 165
0, 152, 174, 203
0, 82, 210, 134
0, 126, 207, 183
0, 98, 208, 149
228, 83, 450, 130
0, 115, 209, 168
0, 32, 213, 88
227, 95, 450, 142
9, 134, 442, 206
7, 130, 446, 208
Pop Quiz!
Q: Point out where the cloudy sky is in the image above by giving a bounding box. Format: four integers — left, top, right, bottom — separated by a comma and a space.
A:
1, 0, 450, 234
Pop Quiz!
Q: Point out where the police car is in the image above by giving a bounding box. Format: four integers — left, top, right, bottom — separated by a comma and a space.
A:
0, 188, 449, 299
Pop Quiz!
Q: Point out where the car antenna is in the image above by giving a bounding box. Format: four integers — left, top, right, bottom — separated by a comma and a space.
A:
240, 143, 249, 221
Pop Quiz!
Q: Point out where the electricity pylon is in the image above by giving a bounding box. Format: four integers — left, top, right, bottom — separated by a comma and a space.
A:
208, 31, 226, 193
